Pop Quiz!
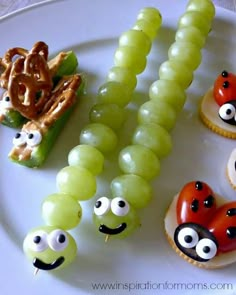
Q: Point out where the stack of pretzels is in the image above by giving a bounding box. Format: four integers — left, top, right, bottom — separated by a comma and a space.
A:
0, 41, 71, 120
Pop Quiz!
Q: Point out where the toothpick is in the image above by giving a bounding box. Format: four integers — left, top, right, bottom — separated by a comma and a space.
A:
105, 235, 110, 243
34, 268, 39, 276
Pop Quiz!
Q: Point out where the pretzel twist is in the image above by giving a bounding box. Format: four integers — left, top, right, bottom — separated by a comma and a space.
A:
8, 53, 53, 119
0, 41, 48, 89
40, 74, 81, 127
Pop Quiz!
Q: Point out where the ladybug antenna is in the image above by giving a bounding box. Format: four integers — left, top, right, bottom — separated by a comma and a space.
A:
221, 70, 228, 77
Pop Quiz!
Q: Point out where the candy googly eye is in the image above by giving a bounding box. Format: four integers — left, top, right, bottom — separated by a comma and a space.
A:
28, 230, 48, 252
26, 130, 42, 147
94, 197, 111, 216
177, 227, 199, 249
195, 238, 217, 260
111, 197, 130, 216
13, 131, 27, 146
48, 229, 69, 251
0, 95, 12, 109
219, 103, 235, 121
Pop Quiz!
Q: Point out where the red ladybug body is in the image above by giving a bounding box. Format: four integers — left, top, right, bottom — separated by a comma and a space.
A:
213, 70, 236, 106
207, 202, 236, 253
176, 181, 217, 225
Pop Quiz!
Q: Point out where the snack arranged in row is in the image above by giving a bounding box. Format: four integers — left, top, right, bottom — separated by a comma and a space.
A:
23, 7, 162, 272
0, 41, 83, 167
94, 0, 215, 242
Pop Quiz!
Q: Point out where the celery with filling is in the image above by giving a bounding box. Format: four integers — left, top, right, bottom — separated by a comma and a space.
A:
8, 82, 84, 168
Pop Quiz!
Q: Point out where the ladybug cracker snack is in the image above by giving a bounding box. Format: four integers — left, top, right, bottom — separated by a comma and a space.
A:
199, 70, 236, 139
165, 181, 236, 268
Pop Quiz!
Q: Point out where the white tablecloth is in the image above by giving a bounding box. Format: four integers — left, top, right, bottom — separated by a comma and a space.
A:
0, 0, 235, 17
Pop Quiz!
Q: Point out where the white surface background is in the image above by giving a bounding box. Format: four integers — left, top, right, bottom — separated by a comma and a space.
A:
0, 0, 235, 16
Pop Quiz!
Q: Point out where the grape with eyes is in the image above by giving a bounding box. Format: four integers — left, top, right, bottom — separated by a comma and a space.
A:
93, 196, 140, 239
23, 226, 77, 272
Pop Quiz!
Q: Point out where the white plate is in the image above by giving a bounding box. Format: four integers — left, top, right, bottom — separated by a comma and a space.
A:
0, 0, 236, 294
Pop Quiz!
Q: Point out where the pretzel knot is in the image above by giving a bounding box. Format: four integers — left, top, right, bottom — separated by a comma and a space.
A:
30, 41, 48, 60
0, 41, 48, 89
9, 73, 51, 119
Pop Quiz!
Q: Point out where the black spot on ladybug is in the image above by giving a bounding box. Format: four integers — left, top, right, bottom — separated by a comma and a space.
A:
221, 70, 228, 78
226, 208, 236, 217
204, 195, 215, 208
195, 181, 203, 191
226, 227, 236, 239
223, 81, 230, 88
191, 199, 199, 212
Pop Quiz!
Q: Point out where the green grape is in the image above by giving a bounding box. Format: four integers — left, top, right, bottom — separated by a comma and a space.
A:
149, 79, 186, 113
186, 0, 215, 21
159, 60, 193, 90
132, 123, 172, 158
138, 100, 177, 131
56, 165, 96, 201
89, 103, 125, 130
119, 29, 151, 55
41, 193, 82, 230
137, 7, 162, 30
23, 225, 77, 271
114, 46, 147, 74
93, 197, 140, 239
107, 66, 137, 91
111, 174, 152, 209
119, 144, 160, 180
97, 81, 132, 107
168, 41, 202, 71
175, 26, 205, 49
80, 123, 118, 153
132, 19, 157, 40
68, 144, 104, 175
178, 11, 211, 37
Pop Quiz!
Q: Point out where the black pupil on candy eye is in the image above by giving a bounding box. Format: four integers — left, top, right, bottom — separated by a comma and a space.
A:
33, 236, 41, 244
223, 81, 229, 88
191, 199, 199, 212
58, 234, 66, 243
226, 227, 236, 239
203, 246, 210, 253
15, 132, 21, 139
28, 133, 34, 139
4, 96, 10, 101
118, 200, 125, 208
204, 195, 214, 208
95, 200, 102, 208
226, 108, 232, 115
184, 235, 193, 244
195, 181, 203, 190
221, 70, 228, 77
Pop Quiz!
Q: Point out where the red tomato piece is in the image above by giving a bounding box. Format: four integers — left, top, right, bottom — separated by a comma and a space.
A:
176, 181, 217, 226
213, 71, 236, 106
207, 202, 236, 253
